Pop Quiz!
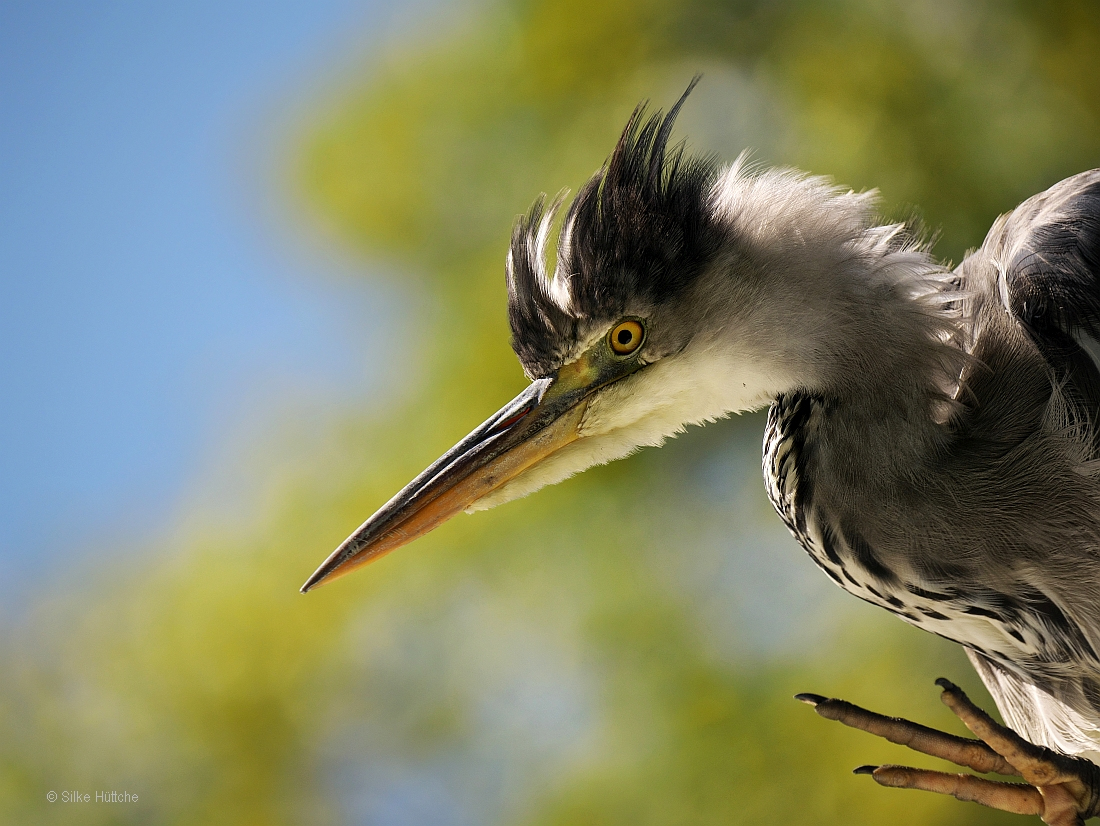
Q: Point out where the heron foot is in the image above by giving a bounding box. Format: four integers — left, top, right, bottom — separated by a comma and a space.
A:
796, 679, 1100, 825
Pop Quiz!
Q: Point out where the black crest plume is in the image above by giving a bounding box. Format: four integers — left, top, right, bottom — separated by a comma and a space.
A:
506, 77, 719, 377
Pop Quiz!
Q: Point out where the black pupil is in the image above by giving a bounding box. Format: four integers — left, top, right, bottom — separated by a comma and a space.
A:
617, 329, 632, 345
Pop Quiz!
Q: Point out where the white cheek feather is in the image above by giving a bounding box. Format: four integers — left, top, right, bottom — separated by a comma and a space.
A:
467, 342, 790, 512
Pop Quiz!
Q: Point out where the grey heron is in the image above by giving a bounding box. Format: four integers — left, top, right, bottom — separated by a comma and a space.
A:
303, 80, 1100, 825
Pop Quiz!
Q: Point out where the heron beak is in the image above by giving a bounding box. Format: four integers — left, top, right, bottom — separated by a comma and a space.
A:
301, 353, 608, 592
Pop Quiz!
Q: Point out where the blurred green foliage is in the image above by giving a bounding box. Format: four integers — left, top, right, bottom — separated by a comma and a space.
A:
4, 1, 1099, 824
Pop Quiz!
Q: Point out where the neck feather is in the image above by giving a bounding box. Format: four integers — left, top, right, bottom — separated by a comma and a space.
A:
703, 161, 968, 422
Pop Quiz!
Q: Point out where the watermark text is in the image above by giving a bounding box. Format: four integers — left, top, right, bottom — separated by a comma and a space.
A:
47, 790, 139, 803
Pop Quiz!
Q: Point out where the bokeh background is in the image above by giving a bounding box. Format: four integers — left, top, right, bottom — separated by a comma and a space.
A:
4, 1, 1100, 824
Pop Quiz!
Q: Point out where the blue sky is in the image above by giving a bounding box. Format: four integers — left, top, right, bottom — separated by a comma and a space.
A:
0, 1, 416, 594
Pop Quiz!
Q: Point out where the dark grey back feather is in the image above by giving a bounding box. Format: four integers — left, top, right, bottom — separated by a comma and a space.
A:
996, 171, 1100, 449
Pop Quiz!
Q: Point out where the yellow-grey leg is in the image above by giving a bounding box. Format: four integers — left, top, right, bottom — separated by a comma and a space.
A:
796, 692, 1016, 774
859, 764, 1043, 817
935, 679, 1100, 826
797, 680, 1100, 825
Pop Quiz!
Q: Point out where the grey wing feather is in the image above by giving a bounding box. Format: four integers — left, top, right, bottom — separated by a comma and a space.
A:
966, 171, 1100, 759
993, 170, 1100, 443
968, 649, 1100, 765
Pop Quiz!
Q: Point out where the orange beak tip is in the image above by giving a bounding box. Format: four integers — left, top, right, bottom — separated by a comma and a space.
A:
300, 379, 589, 592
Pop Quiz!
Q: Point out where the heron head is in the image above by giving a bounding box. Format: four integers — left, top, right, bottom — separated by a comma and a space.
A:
301, 80, 790, 592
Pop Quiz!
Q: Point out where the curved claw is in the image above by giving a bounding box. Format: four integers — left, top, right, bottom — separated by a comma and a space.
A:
797, 680, 1100, 826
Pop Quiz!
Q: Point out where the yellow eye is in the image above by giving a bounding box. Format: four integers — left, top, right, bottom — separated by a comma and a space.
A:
609, 319, 645, 355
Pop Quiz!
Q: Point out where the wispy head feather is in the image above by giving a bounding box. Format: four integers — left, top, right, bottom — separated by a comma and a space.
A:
506, 78, 720, 377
